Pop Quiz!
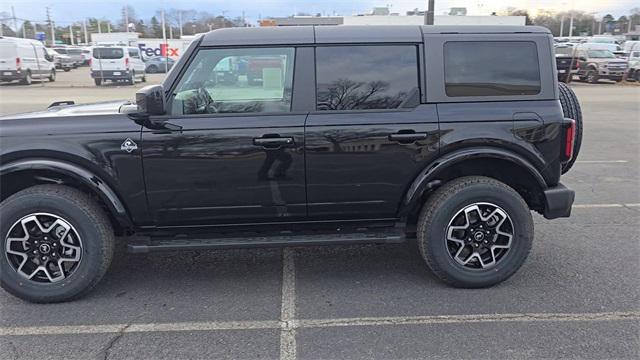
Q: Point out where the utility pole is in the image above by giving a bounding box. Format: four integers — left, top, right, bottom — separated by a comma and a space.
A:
69, 24, 74, 45
424, 0, 435, 25
83, 19, 88, 44
107, 22, 111, 33
124, 6, 129, 32
11, 6, 19, 37
22, 21, 27, 38
179, 11, 183, 38
46, 7, 55, 45
568, 11, 574, 38
560, 15, 565, 37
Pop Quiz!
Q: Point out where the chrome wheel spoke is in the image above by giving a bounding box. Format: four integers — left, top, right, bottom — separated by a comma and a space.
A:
445, 202, 514, 270
4, 213, 83, 283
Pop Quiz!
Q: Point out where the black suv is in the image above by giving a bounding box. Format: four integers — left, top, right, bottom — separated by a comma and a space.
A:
0, 26, 582, 303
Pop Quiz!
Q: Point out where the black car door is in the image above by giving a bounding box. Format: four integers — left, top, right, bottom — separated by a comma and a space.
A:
142, 47, 308, 226
305, 45, 440, 220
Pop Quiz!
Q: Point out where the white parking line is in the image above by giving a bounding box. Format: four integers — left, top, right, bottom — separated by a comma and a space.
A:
1, 311, 637, 337
575, 160, 629, 164
294, 311, 640, 328
572, 203, 640, 209
280, 247, 297, 360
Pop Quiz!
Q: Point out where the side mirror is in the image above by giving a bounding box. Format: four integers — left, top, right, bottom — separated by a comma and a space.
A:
136, 85, 165, 116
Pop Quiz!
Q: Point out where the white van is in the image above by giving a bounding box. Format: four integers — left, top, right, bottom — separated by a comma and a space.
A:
0, 36, 56, 84
90, 46, 146, 86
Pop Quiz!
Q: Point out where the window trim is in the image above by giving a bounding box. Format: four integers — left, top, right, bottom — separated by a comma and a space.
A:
443, 40, 542, 98
165, 46, 298, 117
313, 43, 423, 112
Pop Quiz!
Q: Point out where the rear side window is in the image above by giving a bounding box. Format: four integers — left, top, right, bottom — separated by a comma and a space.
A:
315, 45, 420, 110
93, 48, 124, 59
444, 41, 541, 97
128, 49, 140, 59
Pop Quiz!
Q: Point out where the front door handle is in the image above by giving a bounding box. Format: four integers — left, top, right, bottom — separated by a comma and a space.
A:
253, 136, 295, 149
388, 131, 428, 144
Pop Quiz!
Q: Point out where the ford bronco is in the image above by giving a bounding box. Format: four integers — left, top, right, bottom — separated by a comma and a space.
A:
0, 26, 582, 302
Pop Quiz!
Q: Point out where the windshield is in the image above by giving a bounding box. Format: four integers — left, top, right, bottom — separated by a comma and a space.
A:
93, 48, 124, 59
587, 50, 615, 58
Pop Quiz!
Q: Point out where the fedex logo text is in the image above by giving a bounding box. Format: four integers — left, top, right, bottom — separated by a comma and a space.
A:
138, 43, 179, 57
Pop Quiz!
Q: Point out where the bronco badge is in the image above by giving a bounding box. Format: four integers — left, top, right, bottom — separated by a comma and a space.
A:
121, 138, 138, 153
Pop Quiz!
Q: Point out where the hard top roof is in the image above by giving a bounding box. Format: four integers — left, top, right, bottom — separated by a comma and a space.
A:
200, 25, 550, 46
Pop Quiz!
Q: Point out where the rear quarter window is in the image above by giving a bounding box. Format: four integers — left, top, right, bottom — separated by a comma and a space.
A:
444, 41, 541, 97
93, 48, 124, 59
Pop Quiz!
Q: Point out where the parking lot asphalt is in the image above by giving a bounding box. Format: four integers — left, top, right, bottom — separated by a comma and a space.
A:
0, 71, 639, 359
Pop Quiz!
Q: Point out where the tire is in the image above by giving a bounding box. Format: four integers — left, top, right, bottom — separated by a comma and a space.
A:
558, 82, 583, 174
141, 73, 146, 82
48, 69, 56, 82
0, 185, 114, 303
417, 176, 533, 288
586, 69, 599, 84
128, 72, 135, 85
94, 78, 102, 86
20, 70, 32, 85
63, 67, 71, 72
636, 70, 640, 82
146, 65, 157, 74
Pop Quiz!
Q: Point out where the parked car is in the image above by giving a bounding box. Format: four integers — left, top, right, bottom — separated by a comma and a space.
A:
46, 48, 74, 72
627, 50, 640, 81
81, 47, 92, 65
51, 47, 84, 67
554, 45, 580, 82
90, 46, 146, 86
0, 25, 582, 303
574, 46, 628, 83
0, 36, 56, 84
144, 56, 175, 73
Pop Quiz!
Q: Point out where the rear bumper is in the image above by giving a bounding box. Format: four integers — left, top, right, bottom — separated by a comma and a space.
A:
91, 70, 131, 79
542, 183, 575, 219
0, 70, 23, 81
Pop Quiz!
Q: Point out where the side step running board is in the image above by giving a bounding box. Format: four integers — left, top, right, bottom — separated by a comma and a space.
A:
128, 231, 405, 253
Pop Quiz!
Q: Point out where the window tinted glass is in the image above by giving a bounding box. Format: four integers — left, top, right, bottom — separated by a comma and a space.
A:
128, 49, 140, 58
93, 48, 124, 59
315, 45, 419, 110
170, 47, 294, 115
444, 41, 541, 97
53, 48, 67, 54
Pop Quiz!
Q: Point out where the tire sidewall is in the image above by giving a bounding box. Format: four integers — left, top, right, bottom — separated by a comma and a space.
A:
423, 183, 533, 286
0, 194, 106, 301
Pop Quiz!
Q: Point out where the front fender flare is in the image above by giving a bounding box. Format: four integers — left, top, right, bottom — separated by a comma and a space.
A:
0, 158, 132, 228
400, 147, 548, 217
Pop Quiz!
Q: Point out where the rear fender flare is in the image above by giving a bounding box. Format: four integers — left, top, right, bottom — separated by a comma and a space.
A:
400, 147, 547, 216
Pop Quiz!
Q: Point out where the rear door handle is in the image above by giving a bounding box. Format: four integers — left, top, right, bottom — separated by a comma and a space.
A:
388, 131, 428, 144
253, 136, 295, 149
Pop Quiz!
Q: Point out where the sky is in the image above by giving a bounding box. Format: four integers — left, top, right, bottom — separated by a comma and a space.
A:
1, 0, 638, 26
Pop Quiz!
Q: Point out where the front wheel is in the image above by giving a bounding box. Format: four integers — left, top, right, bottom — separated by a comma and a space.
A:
417, 176, 533, 288
94, 78, 102, 86
0, 185, 114, 303
586, 70, 599, 84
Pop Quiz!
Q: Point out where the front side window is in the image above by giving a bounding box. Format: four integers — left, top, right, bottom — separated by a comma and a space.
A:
170, 47, 295, 115
586, 50, 615, 58
444, 41, 541, 97
315, 45, 420, 111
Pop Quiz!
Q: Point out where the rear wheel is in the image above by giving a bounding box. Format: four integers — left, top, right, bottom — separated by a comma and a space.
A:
0, 185, 114, 303
128, 71, 135, 85
48, 69, 56, 82
20, 70, 32, 85
94, 78, 102, 86
147, 65, 157, 73
417, 176, 533, 288
586, 69, 599, 83
558, 82, 583, 174
635, 70, 640, 82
